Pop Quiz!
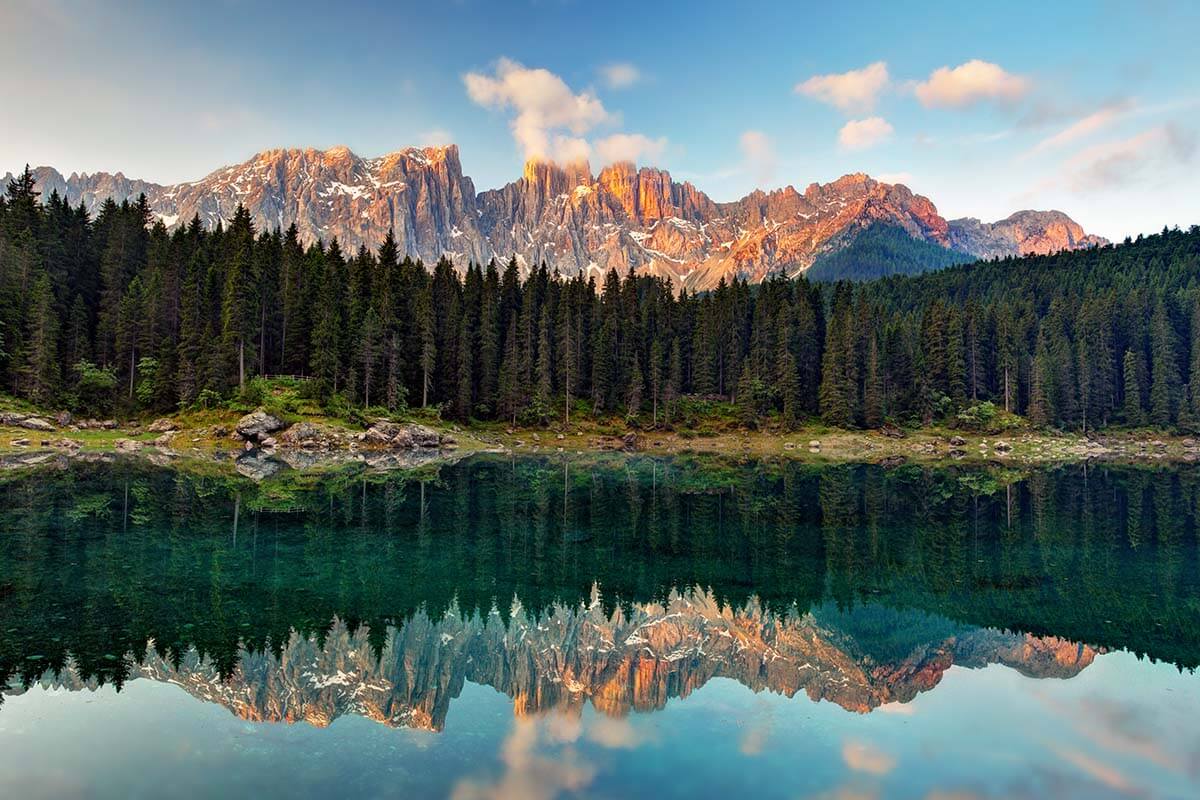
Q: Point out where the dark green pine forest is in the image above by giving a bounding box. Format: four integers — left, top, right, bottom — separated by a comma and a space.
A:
2, 165, 1199, 432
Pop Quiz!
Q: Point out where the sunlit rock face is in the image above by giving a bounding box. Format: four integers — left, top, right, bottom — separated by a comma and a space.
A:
11, 148, 1105, 291
5, 588, 1098, 731
947, 210, 1109, 259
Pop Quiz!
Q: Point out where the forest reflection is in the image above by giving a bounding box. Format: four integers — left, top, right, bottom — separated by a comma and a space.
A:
1, 454, 1196, 725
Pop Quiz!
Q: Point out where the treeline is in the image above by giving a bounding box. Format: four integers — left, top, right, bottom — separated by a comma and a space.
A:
1, 165, 1200, 430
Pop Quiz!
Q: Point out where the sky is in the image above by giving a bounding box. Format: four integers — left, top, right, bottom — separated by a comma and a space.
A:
1, 0, 1198, 240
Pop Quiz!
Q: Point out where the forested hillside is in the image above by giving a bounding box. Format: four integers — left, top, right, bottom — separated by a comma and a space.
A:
1, 167, 1197, 432
807, 224, 974, 282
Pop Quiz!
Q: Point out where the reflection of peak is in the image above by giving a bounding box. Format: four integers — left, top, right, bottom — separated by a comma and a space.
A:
7, 590, 1099, 730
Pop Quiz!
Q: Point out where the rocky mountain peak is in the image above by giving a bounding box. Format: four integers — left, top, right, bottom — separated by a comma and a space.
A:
9, 145, 1107, 289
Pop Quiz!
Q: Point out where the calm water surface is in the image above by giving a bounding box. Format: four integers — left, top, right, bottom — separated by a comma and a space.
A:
1, 454, 1198, 799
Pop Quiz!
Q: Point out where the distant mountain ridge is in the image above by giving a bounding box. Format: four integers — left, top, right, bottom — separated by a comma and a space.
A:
7, 145, 1107, 289
6, 593, 1097, 730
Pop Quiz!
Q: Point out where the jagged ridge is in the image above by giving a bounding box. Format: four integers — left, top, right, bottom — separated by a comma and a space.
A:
8, 146, 1107, 290
6, 589, 1098, 731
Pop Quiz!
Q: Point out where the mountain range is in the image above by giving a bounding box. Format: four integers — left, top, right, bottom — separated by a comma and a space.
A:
5, 590, 1096, 730
8, 145, 1108, 290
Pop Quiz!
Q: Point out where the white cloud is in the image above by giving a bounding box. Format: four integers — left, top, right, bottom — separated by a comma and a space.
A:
464, 57, 614, 159
594, 132, 667, 165
914, 60, 1029, 109
795, 61, 889, 114
1061, 123, 1196, 191
838, 117, 894, 150
739, 130, 777, 183
600, 62, 640, 90
1025, 99, 1134, 156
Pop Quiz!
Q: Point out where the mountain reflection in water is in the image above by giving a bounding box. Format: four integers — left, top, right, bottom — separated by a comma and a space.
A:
6, 597, 1097, 730
0, 454, 1196, 732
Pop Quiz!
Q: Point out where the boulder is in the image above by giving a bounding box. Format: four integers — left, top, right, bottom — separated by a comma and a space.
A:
55, 411, 73, 427
277, 421, 321, 446
0, 411, 28, 426
235, 410, 286, 442
113, 438, 144, 452
407, 424, 441, 448
153, 433, 175, 448
949, 435, 966, 447
363, 424, 398, 446
147, 417, 179, 433
362, 422, 441, 449
808, 440, 821, 448
993, 440, 1012, 452
18, 417, 55, 432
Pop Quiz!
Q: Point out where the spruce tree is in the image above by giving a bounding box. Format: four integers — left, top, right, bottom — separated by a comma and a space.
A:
1149, 301, 1178, 426
19, 268, 59, 405
1123, 349, 1145, 426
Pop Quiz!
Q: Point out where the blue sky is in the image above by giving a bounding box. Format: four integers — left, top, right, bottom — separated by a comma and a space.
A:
2, 0, 1198, 239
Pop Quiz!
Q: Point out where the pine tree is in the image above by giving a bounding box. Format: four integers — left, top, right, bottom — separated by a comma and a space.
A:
946, 309, 967, 403
649, 338, 664, 426
418, 287, 436, 408
1029, 333, 1052, 427
498, 319, 521, 425
19, 269, 59, 404
1149, 301, 1178, 426
863, 333, 884, 428
358, 306, 382, 408
556, 295, 577, 426
626, 355, 644, 418
1122, 349, 1145, 426
778, 347, 800, 430
664, 339, 682, 424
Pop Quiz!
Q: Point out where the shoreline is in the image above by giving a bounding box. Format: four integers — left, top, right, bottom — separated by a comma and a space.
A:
4, 406, 1200, 477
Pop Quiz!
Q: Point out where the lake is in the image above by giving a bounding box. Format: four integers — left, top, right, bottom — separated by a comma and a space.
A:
1, 454, 1198, 799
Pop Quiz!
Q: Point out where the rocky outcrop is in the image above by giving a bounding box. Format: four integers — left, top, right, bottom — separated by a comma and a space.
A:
10, 147, 1106, 290
362, 421, 441, 449
7, 590, 1099, 731
0, 412, 56, 432
948, 210, 1108, 259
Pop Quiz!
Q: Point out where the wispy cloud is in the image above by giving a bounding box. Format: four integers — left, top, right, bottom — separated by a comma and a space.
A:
1061, 123, 1195, 191
1023, 99, 1135, 157
599, 62, 640, 90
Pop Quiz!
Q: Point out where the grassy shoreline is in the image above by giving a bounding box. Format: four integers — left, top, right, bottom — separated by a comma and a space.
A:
3, 401, 1199, 469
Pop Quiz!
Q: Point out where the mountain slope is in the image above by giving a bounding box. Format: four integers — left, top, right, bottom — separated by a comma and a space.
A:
6, 146, 1107, 290
807, 223, 976, 282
